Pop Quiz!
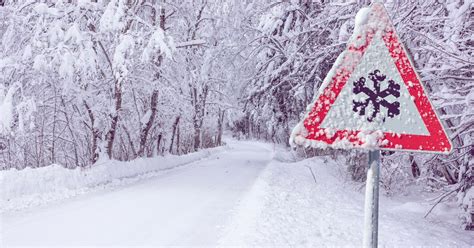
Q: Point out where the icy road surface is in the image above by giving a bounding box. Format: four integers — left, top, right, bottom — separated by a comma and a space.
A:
2, 140, 472, 247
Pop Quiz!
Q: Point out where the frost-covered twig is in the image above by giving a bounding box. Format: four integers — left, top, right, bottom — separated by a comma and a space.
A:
424, 188, 459, 218
305, 165, 317, 185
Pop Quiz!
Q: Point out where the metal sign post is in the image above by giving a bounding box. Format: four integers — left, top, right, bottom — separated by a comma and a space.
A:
363, 150, 380, 248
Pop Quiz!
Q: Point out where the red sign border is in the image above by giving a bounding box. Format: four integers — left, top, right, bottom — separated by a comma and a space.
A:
299, 3, 452, 153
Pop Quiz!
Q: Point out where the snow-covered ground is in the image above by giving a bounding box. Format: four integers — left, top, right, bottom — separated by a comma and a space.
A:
220, 152, 473, 246
1, 140, 472, 247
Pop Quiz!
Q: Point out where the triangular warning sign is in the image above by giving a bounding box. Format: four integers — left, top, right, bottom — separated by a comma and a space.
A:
291, 3, 452, 153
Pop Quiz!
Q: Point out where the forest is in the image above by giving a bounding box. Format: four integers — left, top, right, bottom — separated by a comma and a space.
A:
0, 0, 472, 231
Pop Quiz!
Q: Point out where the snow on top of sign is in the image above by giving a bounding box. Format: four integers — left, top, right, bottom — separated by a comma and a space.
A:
354, 7, 370, 33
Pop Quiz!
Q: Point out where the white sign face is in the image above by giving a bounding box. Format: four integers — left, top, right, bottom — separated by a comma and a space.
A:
320, 32, 429, 136
290, 3, 452, 153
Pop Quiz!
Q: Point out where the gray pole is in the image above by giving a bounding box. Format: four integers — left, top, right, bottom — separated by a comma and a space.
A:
363, 150, 380, 248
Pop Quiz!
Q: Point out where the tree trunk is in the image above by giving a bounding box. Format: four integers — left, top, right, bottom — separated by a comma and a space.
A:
191, 85, 208, 151
176, 124, 180, 154
136, 4, 166, 157
51, 89, 58, 164
84, 101, 99, 164
169, 116, 180, 153
106, 79, 122, 159
122, 124, 137, 158
217, 109, 225, 146
194, 127, 201, 151
156, 133, 162, 156
409, 154, 420, 178
138, 90, 159, 157
104, 0, 134, 160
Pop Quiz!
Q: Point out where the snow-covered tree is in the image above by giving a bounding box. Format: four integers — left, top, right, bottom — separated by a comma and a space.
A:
0, 0, 240, 167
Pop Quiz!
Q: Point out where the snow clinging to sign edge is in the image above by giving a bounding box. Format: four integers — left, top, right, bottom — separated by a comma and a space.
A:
290, 3, 452, 153
354, 7, 370, 33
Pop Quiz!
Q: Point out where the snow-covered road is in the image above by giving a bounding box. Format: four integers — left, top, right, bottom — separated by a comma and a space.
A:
1, 141, 273, 247
2, 140, 472, 247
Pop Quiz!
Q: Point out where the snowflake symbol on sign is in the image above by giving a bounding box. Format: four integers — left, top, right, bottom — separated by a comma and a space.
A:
352, 69, 401, 122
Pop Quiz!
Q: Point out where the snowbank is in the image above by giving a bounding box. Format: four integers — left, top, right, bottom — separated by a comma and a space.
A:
1, 146, 226, 212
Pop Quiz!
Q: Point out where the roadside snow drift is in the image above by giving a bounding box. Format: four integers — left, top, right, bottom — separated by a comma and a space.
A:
1, 147, 224, 212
